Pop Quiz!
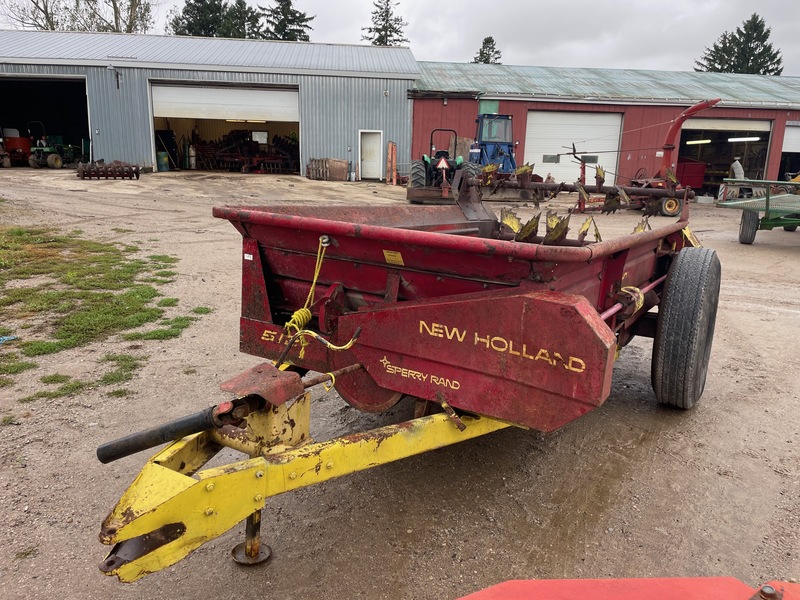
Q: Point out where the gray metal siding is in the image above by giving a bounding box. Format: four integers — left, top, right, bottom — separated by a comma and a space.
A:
300, 76, 412, 178
0, 64, 413, 172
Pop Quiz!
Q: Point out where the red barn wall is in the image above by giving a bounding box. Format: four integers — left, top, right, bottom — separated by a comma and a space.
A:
412, 97, 800, 183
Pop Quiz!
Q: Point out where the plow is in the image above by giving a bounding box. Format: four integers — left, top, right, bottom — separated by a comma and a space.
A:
97, 170, 721, 582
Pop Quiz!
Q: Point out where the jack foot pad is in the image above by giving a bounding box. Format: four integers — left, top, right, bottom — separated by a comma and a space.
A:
231, 542, 272, 566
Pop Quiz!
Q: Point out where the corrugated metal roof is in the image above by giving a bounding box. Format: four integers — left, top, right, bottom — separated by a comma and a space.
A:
0, 29, 419, 78
415, 61, 800, 108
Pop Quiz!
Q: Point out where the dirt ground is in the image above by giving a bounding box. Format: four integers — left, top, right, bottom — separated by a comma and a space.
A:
0, 169, 798, 599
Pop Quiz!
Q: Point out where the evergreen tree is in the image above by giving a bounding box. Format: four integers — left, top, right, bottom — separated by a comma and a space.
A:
220, 0, 264, 38
472, 36, 502, 64
694, 13, 783, 75
361, 0, 408, 46
260, 0, 314, 41
169, 0, 228, 37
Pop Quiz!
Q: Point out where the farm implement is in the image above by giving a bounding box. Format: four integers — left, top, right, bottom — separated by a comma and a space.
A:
718, 177, 800, 244
97, 172, 721, 582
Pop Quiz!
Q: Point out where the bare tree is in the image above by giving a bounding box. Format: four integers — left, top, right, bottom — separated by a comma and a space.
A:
2, 0, 157, 33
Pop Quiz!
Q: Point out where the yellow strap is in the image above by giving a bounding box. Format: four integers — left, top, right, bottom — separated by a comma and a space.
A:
620, 286, 645, 312
323, 372, 336, 392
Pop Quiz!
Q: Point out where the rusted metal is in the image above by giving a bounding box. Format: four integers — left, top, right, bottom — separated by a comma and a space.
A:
301, 363, 363, 388
77, 160, 140, 180
218, 361, 303, 406
231, 511, 271, 565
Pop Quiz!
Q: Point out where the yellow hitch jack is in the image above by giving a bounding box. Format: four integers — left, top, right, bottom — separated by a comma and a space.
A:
98, 363, 512, 582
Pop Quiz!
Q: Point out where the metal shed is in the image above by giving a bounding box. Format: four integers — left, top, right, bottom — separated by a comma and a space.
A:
0, 30, 418, 177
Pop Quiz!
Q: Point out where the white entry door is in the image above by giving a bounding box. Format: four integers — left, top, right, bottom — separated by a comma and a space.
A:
360, 131, 382, 179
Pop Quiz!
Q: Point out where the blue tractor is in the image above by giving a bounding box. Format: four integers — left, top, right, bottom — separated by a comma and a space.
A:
469, 114, 517, 173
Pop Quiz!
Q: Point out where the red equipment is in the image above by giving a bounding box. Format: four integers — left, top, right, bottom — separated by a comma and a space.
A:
461, 578, 800, 600
213, 172, 719, 430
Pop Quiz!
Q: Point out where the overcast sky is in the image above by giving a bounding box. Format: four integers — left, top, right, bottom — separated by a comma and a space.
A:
156, 0, 795, 76
2, 0, 797, 76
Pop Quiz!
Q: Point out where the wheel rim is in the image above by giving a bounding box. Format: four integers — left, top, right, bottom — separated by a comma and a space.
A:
663, 198, 680, 215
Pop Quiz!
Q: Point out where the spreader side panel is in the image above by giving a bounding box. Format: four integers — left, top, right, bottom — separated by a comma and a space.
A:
334, 289, 616, 431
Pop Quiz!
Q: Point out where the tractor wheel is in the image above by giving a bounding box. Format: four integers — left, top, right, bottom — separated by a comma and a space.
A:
2, 157, 10, 169
47, 154, 63, 169
738, 210, 759, 244
660, 196, 682, 217
29, 156, 40, 168
410, 159, 427, 188
460, 162, 482, 181
651, 247, 721, 409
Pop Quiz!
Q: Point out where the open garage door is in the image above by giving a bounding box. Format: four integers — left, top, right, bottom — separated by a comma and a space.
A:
524, 111, 622, 185
150, 84, 300, 174
679, 117, 771, 192
0, 77, 90, 168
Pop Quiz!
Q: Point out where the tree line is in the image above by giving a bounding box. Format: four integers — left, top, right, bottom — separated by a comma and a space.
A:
0, 1, 786, 75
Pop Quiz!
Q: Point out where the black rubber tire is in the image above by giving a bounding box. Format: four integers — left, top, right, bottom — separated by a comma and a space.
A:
738, 210, 759, 244
785, 225, 798, 232
29, 156, 40, 168
410, 160, 427, 188
660, 196, 682, 217
460, 161, 482, 180
2, 156, 10, 169
651, 247, 721, 409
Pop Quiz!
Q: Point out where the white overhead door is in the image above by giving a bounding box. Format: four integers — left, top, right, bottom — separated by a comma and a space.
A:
525, 111, 622, 185
683, 118, 771, 132
151, 85, 299, 121
783, 126, 800, 153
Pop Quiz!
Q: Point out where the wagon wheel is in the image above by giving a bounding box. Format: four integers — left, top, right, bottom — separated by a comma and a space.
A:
29, 156, 40, 168
783, 213, 799, 232
738, 210, 759, 244
659, 196, 682, 217
651, 247, 721, 409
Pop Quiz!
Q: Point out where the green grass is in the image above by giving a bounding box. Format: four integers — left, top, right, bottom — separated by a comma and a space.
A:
40, 373, 71, 384
192, 306, 212, 315
2, 415, 19, 425
0, 226, 209, 392
98, 353, 147, 385
0, 353, 38, 375
123, 316, 196, 341
19, 379, 86, 403
107, 389, 131, 398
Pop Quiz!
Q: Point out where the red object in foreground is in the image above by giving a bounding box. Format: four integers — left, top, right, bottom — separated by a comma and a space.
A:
460, 578, 800, 600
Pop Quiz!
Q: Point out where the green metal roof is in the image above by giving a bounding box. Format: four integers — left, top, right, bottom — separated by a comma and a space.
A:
415, 61, 800, 108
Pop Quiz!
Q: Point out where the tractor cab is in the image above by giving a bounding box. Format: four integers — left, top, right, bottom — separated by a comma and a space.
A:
470, 114, 517, 173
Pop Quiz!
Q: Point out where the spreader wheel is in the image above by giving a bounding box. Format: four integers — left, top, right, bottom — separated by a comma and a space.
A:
2, 157, 10, 169
738, 210, 759, 244
660, 196, 682, 217
651, 247, 721, 409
